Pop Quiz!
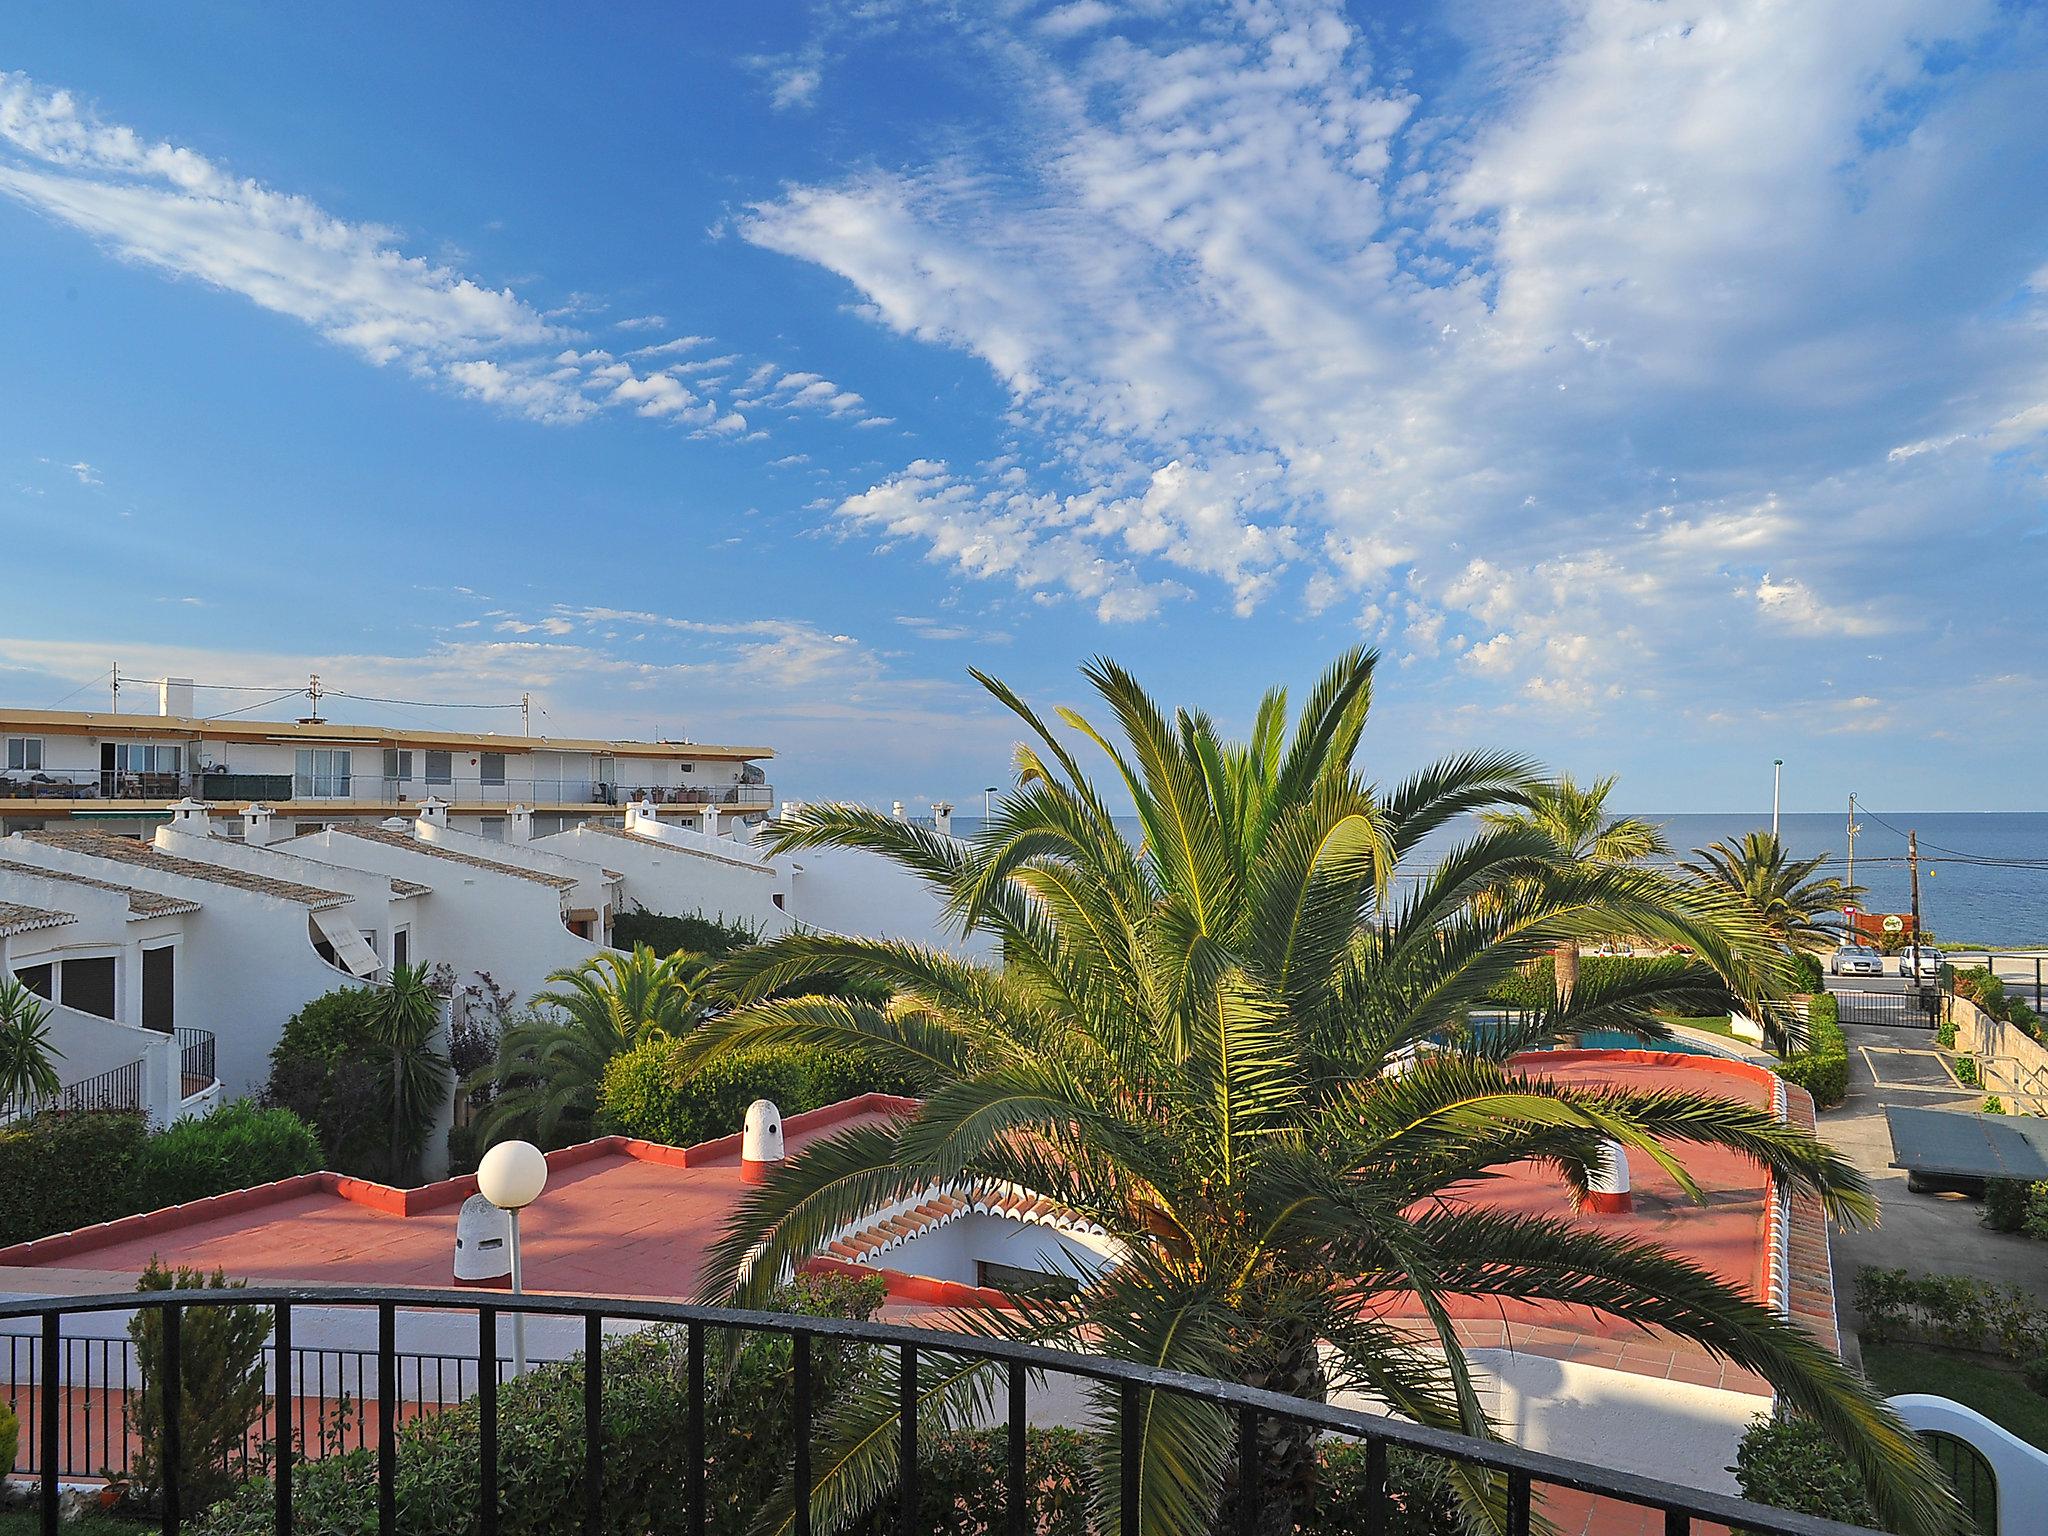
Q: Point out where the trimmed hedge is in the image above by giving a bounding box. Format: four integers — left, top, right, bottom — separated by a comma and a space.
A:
1856, 1266, 2048, 1361
1486, 953, 1699, 1010
597, 1040, 921, 1147
1954, 965, 2044, 1044
1732, 1415, 1876, 1529
1774, 993, 1847, 1109
0, 1108, 148, 1245
610, 908, 759, 959
133, 1101, 322, 1211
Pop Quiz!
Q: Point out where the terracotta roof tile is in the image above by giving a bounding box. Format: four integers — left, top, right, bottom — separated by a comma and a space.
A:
23, 830, 352, 909
0, 900, 72, 937
0, 853, 203, 918
333, 826, 577, 890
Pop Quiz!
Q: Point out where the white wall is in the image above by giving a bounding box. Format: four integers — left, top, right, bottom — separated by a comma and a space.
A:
778, 841, 999, 961
534, 822, 794, 937
412, 819, 614, 928
875, 1213, 1104, 1288
1890, 1394, 2048, 1535
155, 820, 414, 969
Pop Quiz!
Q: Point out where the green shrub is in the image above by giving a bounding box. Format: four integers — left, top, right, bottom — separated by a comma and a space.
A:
1788, 950, 1824, 994
1984, 1095, 2006, 1114
128, 1261, 271, 1516
1953, 1055, 1981, 1088
1486, 954, 1704, 1011
2028, 1182, 2048, 1243
1732, 1415, 1877, 1529
446, 1120, 482, 1177
132, 1100, 322, 1209
597, 1039, 921, 1146
1936, 1015, 1959, 1049
1987, 1178, 2033, 1233
1773, 1007, 1848, 1109
0, 1108, 148, 1245
0, 1396, 17, 1477
611, 908, 759, 959
262, 987, 388, 1173
1855, 1266, 2048, 1360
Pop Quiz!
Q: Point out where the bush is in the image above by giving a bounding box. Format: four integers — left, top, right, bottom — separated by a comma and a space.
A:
1732, 1415, 1877, 1529
1855, 1266, 2048, 1361
598, 1040, 921, 1147
1986, 1178, 2033, 1233
2029, 1183, 2048, 1243
133, 1100, 322, 1209
0, 1108, 148, 1246
1486, 954, 1704, 1011
1773, 1003, 1848, 1109
128, 1261, 271, 1516
611, 908, 760, 959
1788, 950, 1824, 994
262, 988, 389, 1174
2025, 1356, 2048, 1398
0, 1396, 16, 1477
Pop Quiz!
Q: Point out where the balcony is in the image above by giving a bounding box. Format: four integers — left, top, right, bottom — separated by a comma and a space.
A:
375, 777, 774, 810
0, 1286, 1878, 1536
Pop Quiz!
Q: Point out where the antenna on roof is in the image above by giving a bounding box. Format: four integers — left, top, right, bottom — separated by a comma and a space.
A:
299, 673, 326, 725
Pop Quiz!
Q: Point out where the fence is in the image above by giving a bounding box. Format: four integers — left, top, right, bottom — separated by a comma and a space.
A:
0, 1056, 144, 1125
175, 1027, 217, 1090
0, 1285, 1886, 1536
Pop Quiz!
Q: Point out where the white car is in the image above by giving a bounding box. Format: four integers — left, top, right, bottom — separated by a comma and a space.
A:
1896, 947, 1945, 978
1829, 945, 1884, 977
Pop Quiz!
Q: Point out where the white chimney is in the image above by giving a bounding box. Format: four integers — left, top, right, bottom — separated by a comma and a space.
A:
243, 803, 279, 847
892, 800, 906, 820
626, 801, 662, 837
164, 797, 211, 837
507, 804, 532, 845
381, 816, 412, 832
159, 677, 194, 718
700, 802, 720, 840
932, 800, 953, 836
741, 1099, 785, 1184
417, 796, 450, 829
1587, 1139, 1633, 1215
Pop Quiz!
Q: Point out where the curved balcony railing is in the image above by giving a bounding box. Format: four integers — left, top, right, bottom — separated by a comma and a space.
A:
0, 1286, 1881, 1536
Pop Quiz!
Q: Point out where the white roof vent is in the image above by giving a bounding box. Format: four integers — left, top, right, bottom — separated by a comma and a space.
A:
453, 1193, 513, 1284
741, 1099, 785, 1184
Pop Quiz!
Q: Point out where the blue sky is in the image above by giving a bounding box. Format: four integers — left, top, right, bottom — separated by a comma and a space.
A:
1, 1, 2045, 813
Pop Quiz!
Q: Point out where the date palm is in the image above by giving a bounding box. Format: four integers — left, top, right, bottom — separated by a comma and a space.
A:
361, 962, 452, 1182
471, 943, 713, 1148
0, 976, 63, 1110
1481, 774, 1668, 1002
684, 649, 1952, 1536
1681, 831, 1863, 952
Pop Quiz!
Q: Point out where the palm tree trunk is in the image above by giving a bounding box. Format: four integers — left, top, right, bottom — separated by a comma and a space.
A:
1218, 1328, 1327, 1536
1554, 940, 1579, 1007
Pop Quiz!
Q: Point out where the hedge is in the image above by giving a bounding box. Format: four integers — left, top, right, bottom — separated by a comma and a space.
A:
1773, 993, 1847, 1109
610, 908, 759, 959
0, 1108, 148, 1245
132, 1101, 322, 1212
1732, 1415, 1877, 1529
1986, 1177, 2048, 1239
597, 1040, 921, 1147
1856, 1266, 2048, 1361
1953, 965, 2044, 1044
0, 1101, 321, 1248
1484, 954, 1700, 1011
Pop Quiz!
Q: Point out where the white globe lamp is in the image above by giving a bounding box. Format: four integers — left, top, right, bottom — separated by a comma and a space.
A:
476, 1140, 548, 1373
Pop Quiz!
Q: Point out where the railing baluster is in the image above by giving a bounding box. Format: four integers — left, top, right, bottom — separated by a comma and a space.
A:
1664, 1508, 1690, 1535
1235, 1408, 1257, 1536
39, 1312, 57, 1536
1119, 1381, 1140, 1536
897, 1344, 918, 1536
478, 1307, 498, 1536
583, 1313, 603, 1536
1007, 1361, 1027, 1536
1362, 1438, 1387, 1536
377, 1302, 396, 1536
274, 1304, 293, 1536
1507, 1469, 1531, 1536
163, 1304, 183, 1536
687, 1321, 705, 1536
793, 1330, 812, 1536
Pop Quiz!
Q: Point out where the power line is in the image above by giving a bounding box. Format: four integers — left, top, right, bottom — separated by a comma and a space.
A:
202, 689, 311, 721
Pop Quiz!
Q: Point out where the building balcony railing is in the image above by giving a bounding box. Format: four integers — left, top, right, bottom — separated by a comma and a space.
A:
0, 769, 774, 812
175, 1026, 217, 1095
0, 1286, 1884, 1536
0, 1056, 142, 1125
375, 778, 774, 810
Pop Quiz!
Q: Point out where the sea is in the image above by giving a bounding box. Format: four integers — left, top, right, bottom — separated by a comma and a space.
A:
945, 811, 2048, 948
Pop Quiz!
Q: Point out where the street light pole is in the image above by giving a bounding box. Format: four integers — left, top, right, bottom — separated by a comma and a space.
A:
508, 1207, 527, 1375
477, 1140, 548, 1378
1772, 759, 1783, 841
982, 786, 998, 824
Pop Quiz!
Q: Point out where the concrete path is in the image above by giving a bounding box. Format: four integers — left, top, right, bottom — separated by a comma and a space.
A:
1820, 1020, 2046, 1363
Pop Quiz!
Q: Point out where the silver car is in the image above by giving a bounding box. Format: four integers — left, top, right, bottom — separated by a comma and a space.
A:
1897, 947, 1945, 978
1830, 945, 1884, 977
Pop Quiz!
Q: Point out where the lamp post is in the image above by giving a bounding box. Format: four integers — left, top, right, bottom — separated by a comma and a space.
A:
477, 1140, 547, 1375
982, 786, 998, 824
1771, 759, 1783, 841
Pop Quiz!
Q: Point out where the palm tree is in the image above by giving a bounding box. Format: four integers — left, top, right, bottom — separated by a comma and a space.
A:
471, 944, 713, 1147
680, 649, 1951, 1536
0, 977, 63, 1110
361, 963, 452, 1181
1481, 774, 1668, 1003
1681, 831, 1862, 953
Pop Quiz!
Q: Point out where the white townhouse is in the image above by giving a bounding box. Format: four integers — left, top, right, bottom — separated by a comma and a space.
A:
0, 680, 772, 842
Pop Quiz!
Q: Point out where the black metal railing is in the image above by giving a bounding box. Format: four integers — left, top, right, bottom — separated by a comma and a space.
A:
0, 1286, 1883, 1536
0, 1056, 144, 1124
175, 1027, 217, 1090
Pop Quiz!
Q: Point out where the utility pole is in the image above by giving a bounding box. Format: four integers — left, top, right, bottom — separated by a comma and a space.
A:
522, 692, 531, 736
1772, 758, 1783, 841
1846, 792, 1860, 892
1908, 829, 1923, 978
110, 661, 119, 715
304, 673, 325, 725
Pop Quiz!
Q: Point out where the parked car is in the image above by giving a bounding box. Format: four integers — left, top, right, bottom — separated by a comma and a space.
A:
1829, 945, 1884, 977
1897, 947, 1946, 978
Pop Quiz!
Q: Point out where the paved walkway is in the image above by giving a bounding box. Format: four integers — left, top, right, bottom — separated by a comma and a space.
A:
1821, 1020, 2045, 1362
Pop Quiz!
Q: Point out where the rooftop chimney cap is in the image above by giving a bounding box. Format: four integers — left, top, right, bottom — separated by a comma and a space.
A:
741, 1099, 785, 1183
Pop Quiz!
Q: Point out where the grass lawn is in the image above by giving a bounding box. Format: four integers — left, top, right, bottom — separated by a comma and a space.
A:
1861, 1341, 2048, 1451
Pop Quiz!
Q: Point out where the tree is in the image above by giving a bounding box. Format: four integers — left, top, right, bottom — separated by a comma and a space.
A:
1481, 774, 1668, 1003
0, 976, 62, 1109
1681, 832, 1863, 952
361, 963, 453, 1182
127, 1261, 269, 1515
471, 944, 715, 1148
683, 649, 1954, 1536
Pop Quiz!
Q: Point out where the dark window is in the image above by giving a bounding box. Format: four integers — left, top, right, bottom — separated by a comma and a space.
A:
392, 928, 410, 969
383, 749, 413, 780
976, 1260, 1080, 1299
15, 963, 52, 999
62, 956, 117, 1020
426, 750, 452, 786
480, 752, 507, 787
142, 945, 175, 1032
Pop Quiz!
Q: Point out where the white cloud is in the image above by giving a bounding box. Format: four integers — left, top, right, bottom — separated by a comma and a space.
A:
66, 460, 101, 486
614, 313, 668, 332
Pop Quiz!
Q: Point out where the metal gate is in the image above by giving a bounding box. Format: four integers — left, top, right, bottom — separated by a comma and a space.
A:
1832, 989, 1940, 1029
1925, 1430, 1998, 1535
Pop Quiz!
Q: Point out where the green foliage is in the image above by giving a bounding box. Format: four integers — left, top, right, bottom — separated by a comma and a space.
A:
1788, 949, 1825, 995
1985, 1178, 2036, 1233
362, 963, 454, 1182
1954, 965, 2047, 1046
2026, 1356, 2048, 1399
133, 1100, 322, 1210
611, 907, 760, 959
0, 1108, 147, 1245
2029, 1183, 2048, 1243
1681, 833, 1864, 951
597, 1038, 919, 1146
1936, 1015, 1959, 1049
0, 975, 62, 1105
446, 1120, 482, 1177
1773, 999, 1847, 1109
191, 1272, 887, 1536
1856, 1267, 2048, 1361
263, 987, 386, 1172
1733, 1415, 1879, 1530
128, 1262, 271, 1515
1953, 1055, 1980, 1088
1984, 1095, 2005, 1114
1485, 953, 1705, 1011
0, 1397, 16, 1477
